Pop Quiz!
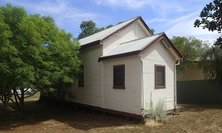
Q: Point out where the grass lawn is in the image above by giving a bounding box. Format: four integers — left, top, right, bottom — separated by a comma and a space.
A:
1, 93, 222, 133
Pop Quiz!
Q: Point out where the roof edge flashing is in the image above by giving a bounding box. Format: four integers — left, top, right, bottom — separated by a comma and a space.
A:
80, 40, 101, 50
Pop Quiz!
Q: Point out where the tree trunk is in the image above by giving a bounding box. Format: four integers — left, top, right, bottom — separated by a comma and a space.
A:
13, 89, 21, 112
20, 89, 25, 116
0, 86, 11, 109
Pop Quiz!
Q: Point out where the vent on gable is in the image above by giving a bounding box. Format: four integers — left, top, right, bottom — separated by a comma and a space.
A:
161, 39, 170, 49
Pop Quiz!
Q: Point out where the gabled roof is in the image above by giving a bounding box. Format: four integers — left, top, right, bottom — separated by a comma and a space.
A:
98, 33, 183, 62
79, 16, 153, 50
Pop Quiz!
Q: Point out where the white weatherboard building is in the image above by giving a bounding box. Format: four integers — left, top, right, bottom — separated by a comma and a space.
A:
66, 16, 182, 117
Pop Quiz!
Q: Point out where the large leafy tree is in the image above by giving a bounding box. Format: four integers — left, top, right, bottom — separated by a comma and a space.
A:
200, 46, 222, 80
78, 20, 105, 39
194, 0, 222, 82
194, 0, 222, 46
0, 4, 81, 114
171, 36, 209, 73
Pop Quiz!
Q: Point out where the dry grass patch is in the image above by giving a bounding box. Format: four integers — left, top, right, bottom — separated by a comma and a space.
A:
1, 94, 222, 133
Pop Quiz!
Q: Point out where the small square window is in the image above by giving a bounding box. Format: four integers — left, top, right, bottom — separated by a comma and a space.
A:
113, 65, 125, 89
155, 65, 165, 88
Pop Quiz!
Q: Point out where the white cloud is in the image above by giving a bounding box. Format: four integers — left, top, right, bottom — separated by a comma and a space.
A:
94, 0, 188, 18
146, 0, 188, 17
165, 13, 219, 44
1, 0, 99, 37
146, 9, 219, 44
8, 0, 97, 20
95, 0, 149, 9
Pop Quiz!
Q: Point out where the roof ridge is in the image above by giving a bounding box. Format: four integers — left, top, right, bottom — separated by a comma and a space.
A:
120, 32, 164, 45
79, 16, 140, 41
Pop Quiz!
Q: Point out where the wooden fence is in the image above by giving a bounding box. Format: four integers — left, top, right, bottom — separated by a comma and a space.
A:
177, 80, 222, 104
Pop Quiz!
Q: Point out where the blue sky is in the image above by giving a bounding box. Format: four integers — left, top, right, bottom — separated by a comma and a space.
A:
0, 0, 219, 44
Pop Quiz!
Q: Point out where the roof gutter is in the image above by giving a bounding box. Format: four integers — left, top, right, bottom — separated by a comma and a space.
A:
98, 50, 140, 62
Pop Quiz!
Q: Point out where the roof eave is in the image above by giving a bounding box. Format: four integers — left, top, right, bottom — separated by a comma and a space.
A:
138, 17, 154, 35
80, 40, 101, 50
98, 50, 140, 62
161, 34, 183, 61
140, 33, 183, 61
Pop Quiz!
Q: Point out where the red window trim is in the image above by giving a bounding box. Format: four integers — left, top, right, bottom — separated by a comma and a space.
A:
155, 64, 166, 89
113, 65, 125, 89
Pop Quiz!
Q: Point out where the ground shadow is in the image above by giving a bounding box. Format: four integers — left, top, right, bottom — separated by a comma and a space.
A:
0, 100, 139, 132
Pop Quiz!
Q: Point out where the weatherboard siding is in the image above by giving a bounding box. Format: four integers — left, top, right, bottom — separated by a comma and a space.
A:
103, 21, 148, 56
142, 41, 176, 110
69, 45, 103, 107
103, 56, 142, 115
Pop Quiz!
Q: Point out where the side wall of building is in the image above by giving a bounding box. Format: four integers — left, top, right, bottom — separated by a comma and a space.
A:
68, 45, 103, 107
142, 42, 176, 110
102, 56, 142, 115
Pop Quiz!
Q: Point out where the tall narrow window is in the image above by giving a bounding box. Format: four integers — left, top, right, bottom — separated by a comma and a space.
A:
113, 65, 125, 89
78, 65, 84, 87
155, 65, 165, 88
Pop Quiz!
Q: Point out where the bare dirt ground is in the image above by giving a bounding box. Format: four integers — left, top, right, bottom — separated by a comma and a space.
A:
1, 93, 222, 133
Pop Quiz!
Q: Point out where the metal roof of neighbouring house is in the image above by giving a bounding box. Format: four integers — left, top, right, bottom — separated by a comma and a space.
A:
79, 16, 153, 49
99, 32, 183, 62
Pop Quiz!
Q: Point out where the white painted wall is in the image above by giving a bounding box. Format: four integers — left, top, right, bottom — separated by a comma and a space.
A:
141, 42, 176, 111
102, 56, 142, 115
64, 19, 176, 115
68, 45, 103, 107
66, 20, 148, 112
177, 67, 205, 81
103, 20, 148, 55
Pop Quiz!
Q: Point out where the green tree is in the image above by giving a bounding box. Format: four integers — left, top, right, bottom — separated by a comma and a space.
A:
194, 0, 222, 82
200, 46, 222, 80
78, 20, 123, 39
170, 36, 209, 73
0, 4, 81, 114
150, 28, 155, 33
117, 21, 124, 24
78, 20, 105, 39
106, 24, 113, 29
194, 0, 222, 46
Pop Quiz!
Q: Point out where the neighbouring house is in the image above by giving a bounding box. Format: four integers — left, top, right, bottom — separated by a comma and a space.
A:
176, 60, 206, 81
177, 66, 205, 81
61, 16, 183, 118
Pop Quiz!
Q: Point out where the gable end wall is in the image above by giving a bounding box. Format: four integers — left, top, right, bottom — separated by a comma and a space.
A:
103, 21, 148, 56
142, 41, 176, 110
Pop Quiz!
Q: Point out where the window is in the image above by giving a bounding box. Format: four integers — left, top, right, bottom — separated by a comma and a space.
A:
155, 65, 165, 88
113, 65, 125, 89
78, 65, 84, 87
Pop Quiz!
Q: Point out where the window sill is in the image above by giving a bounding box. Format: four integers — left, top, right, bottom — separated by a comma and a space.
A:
155, 86, 166, 89
78, 85, 84, 87
113, 86, 125, 89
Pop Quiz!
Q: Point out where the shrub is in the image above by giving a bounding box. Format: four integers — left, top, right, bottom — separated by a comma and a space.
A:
143, 100, 171, 127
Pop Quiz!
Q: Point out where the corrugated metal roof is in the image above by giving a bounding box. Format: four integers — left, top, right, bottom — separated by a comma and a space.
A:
102, 34, 161, 57
79, 17, 139, 46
